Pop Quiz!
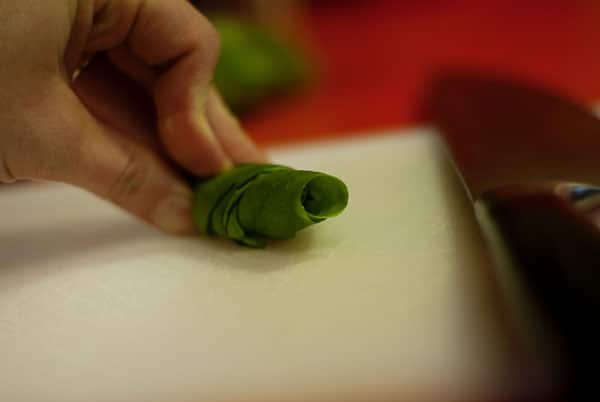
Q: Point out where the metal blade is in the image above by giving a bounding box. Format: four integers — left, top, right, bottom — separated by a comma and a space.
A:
424, 73, 600, 400
424, 72, 600, 199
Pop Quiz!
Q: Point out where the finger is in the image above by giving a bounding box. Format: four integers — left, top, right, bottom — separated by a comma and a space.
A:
75, 131, 196, 235
74, 121, 195, 234
40, 85, 195, 234
100, 0, 233, 175
205, 88, 268, 163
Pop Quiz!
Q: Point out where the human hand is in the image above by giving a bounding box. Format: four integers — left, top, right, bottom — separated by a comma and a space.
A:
0, 0, 266, 234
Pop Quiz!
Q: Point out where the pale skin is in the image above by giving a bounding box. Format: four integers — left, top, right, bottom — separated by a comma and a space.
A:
0, 0, 267, 234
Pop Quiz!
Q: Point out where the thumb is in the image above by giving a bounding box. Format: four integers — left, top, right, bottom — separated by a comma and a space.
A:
74, 136, 196, 235
25, 88, 197, 235
69, 119, 196, 235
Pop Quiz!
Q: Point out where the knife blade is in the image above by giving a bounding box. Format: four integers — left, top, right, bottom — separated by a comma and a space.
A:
424, 73, 600, 401
425, 73, 600, 197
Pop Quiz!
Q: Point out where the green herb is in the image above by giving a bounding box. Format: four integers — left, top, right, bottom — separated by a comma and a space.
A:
211, 16, 310, 112
192, 164, 348, 247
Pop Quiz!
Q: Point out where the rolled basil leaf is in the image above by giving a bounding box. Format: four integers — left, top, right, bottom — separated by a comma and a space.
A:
192, 164, 348, 247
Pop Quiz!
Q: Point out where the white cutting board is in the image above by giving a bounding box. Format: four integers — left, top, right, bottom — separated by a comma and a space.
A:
0, 128, 554, 402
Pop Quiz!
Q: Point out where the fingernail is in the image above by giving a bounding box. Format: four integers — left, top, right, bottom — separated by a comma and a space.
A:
210, 92, 268, 164
238, 127, 269, 163
152, 192, 196, 234
221, 158, 234, 171
249, 141, 269, 162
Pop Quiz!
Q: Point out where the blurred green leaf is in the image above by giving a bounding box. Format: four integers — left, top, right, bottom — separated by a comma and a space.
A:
211, 16, 311, 113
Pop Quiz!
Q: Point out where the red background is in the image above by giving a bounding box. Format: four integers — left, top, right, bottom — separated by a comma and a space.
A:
242, 0, 600, 145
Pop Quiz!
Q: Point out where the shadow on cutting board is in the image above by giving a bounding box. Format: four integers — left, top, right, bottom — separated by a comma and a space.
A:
0, 211, 323, 275
0, 221, 153, 272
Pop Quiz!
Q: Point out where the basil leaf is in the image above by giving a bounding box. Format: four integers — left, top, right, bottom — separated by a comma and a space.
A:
192, 164, 349, 248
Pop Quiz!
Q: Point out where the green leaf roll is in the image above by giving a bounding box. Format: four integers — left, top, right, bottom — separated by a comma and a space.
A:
192, 164, 349, 247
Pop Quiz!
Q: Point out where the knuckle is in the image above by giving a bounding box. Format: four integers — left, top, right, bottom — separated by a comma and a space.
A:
88, 0, 144, 51
204, 23, 221, 56
108, 152, 149, 202
196, 19, 221, 64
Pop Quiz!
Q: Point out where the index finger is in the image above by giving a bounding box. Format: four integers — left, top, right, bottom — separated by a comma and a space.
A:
89, 0, 232, 175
